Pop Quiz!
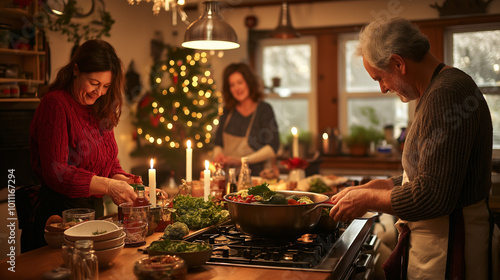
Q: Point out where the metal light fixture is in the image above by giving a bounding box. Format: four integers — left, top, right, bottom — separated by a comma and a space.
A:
271, 2, 300, 39
182, 1, 240, 50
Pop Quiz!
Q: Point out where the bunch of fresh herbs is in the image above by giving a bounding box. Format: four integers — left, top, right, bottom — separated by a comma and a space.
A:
172, 195, 229, 230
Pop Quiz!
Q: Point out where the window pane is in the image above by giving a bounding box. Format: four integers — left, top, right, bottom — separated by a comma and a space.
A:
347, 97, 408, 138
452, 30, 500, 87
262, 44, 311, 93
484, 95, 500, 148
265, 98, 309, 141
345, 40, 379, 93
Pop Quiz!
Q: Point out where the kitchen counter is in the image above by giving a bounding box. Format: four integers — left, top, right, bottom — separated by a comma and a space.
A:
0, 231, 331, 280
321, 155, 402, 177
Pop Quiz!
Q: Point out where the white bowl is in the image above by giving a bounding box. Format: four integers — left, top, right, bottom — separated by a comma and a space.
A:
64, 232, 126, 250
64, 220, 122, 242
44, 232, 65, 248
95, 242, 125, 267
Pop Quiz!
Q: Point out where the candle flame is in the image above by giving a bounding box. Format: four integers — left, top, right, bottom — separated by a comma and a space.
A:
205, 160, 209, 170
150, 158, 154, 169
291, 127, 298, 136
187, 140, 191, 149
322, 133, 328, 140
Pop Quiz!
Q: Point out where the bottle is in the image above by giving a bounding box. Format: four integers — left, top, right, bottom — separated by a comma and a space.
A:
237, 157, 252, 191
133, 185, 149, 207
212, 163, 226, 198
226, 168, 237, 194
131, 175, 144, 192
71, 240, 98, 280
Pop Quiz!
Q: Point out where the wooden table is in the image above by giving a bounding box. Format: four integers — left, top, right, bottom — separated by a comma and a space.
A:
0, 232, 331, 280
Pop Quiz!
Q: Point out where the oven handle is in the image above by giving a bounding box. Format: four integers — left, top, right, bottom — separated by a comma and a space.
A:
354, 253, 373, 273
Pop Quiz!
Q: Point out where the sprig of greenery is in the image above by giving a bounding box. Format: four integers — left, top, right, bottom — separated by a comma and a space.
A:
42, 0, 114, 44
172, 195, 229, 230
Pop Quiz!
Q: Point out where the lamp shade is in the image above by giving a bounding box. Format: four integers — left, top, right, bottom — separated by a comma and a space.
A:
182, 1, 240, 50
271, 2, 300, 39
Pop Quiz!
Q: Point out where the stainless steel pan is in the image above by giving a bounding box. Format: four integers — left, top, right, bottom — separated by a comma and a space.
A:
224, 190, 335, 239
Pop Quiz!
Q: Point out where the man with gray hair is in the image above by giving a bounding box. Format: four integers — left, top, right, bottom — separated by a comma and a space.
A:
329, 17, 498, 279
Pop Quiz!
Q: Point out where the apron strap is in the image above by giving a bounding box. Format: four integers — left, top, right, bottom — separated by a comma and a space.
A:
223, 107, 258, 140
383, 224, 410, 280
445, 209, 465, 280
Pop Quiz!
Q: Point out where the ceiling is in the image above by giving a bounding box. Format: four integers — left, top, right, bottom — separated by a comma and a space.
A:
184, 0, 353, 10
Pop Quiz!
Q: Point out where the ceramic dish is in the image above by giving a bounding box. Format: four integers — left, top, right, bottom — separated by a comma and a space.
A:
64, 232, 126, 250
64, 220, 122, 242
147, 241, 213, 268
95, 242, 125, 267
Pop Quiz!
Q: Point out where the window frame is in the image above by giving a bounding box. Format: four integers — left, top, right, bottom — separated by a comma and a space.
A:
337, 33, 415, 137
444, 23, 500, 155
255, 36, 318, 141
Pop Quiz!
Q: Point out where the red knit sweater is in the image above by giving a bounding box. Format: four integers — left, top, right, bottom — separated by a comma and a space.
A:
30, 90, 130, 198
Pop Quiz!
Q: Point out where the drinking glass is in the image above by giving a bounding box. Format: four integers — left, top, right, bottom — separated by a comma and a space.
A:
118, 202, 149, 247
62, 208, 95, 228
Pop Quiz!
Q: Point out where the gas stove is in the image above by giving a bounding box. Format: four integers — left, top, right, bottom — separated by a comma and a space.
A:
183, 217, 377, 279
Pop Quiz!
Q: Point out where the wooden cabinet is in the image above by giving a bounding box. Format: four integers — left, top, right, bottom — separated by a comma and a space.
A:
0, 2, 46, 102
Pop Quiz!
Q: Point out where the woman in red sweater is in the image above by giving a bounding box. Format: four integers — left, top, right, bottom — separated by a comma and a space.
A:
27, 39, 138, 251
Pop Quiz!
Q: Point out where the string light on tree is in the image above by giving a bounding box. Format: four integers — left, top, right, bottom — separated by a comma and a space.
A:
133, 45, 222, 163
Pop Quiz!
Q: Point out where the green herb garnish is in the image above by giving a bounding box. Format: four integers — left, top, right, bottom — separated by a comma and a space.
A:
92, 230, 107, 235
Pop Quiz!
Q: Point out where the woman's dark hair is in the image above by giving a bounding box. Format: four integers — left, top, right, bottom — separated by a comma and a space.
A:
222, 63, 263, 110
43, 39, 124, 128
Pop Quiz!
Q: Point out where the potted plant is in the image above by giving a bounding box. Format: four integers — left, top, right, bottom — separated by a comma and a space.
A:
344, 125, 384, 156
344, 107, 384, 156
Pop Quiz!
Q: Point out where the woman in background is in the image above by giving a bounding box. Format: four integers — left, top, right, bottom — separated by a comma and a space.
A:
27, 39, 137, 252
213, 63, 280, 176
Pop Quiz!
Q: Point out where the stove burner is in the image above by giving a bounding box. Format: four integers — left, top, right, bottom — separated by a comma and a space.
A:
191, 224, 340, 270
213, 236, 229, 244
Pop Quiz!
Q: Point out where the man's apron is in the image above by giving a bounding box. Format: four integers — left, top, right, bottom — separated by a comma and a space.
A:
222, 110, 257, 162
384, 171, 499, 279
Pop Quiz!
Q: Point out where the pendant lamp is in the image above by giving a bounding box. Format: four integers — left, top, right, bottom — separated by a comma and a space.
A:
182, 1, 240, 50
271, 2, 300, 39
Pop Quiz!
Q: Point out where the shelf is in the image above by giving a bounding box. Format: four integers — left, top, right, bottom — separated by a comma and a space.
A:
0, 48, 45, 55
0, 78, 44, 84
0, 98, 39, 102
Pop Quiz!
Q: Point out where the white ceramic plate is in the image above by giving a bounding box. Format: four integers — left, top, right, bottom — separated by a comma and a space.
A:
64, 220, 122, 242
64, 231, 126, 250
95, 242, 125, 267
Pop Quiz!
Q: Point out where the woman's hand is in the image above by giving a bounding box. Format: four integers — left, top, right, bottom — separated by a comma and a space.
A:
105, 179, 137, 205
214, 153, 226, 164
224, 156, 241, 167
112, 173, 135, 184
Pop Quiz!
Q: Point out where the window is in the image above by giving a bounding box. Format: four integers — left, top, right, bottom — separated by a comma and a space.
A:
338, 33, 409, 140
445, 25, 500, 149
256, 37, 317, 143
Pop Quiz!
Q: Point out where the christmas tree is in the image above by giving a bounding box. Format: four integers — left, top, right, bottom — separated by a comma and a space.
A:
131, 43, 222, 175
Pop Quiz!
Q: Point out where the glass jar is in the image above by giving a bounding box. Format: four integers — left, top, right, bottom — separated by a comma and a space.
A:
0, 23, 10, 49
237, 157, 252, 191
71, 240, 99, 280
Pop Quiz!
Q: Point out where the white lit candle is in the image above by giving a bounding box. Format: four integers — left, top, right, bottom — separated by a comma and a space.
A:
322, 133, 329, 154
149, 158, 156, 206
204, 160, 210, 201
291, 127, 299, 158
186, 140, 192, 182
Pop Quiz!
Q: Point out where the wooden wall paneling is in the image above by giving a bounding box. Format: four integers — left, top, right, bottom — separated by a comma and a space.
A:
419, 26, 444, 61
316, 33, 339, 133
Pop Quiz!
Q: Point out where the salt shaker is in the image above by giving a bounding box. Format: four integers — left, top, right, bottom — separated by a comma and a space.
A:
71, 240, 99, 280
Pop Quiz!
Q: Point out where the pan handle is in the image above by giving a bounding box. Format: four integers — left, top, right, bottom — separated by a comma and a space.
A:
303, 203, 334, 216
